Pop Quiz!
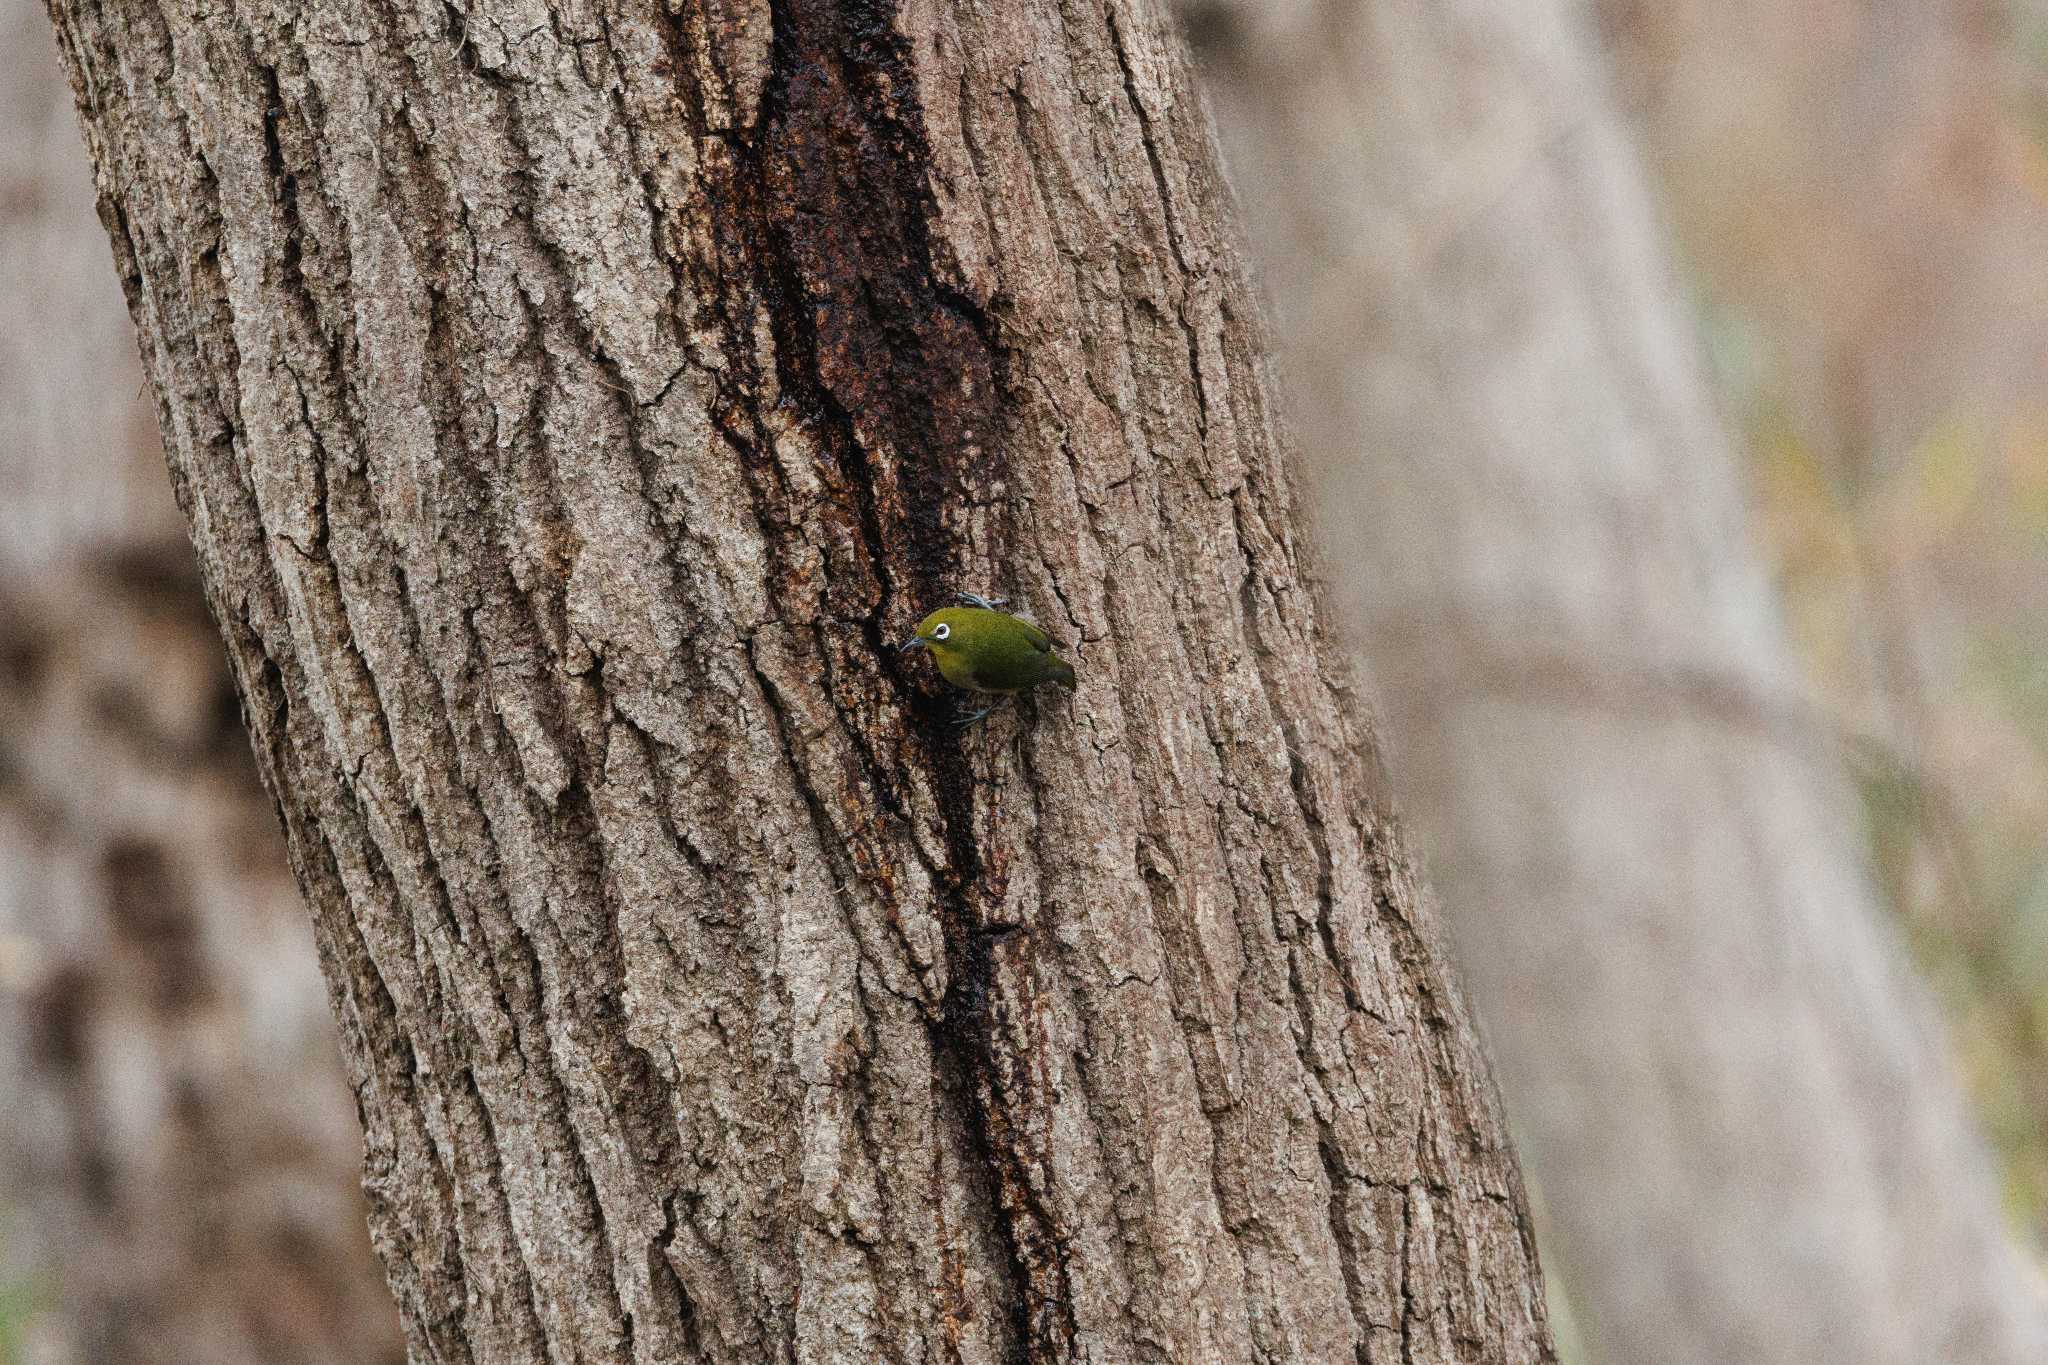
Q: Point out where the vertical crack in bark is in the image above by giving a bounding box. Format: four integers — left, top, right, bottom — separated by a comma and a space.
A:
1237, 479, 1390, 1356
1102, 2, 1210, 443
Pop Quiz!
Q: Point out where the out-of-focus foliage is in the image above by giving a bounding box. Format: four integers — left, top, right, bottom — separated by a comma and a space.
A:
0, 1213, 47, 1365
1730, 349, 2048, 1247
1622, 0, 2048, 1258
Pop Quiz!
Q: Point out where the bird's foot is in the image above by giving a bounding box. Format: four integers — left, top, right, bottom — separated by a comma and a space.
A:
956, 592, 1009, 611
954, 701, 1000, 728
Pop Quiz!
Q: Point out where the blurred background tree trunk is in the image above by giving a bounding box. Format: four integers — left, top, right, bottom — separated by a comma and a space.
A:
42, 0, 1553, 1361
0, 3, 401, 1360
1186, 1, 2048, 1363
1599, 0, 2048, 1219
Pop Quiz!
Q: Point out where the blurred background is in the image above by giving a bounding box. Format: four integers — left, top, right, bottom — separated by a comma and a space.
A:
1600, 0, 2048, 1235
0, 0, 2042, 1360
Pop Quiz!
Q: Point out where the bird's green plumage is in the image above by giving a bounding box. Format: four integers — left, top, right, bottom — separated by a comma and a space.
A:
906, 606, 1077, 694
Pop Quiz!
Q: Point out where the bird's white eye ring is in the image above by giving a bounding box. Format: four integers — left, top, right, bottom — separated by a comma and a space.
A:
933, 623, 951, 641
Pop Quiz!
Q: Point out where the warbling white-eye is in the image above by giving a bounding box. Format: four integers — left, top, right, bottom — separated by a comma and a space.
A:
900, 593, 1077, 724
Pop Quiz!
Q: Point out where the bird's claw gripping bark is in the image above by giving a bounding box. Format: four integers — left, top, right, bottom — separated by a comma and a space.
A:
955, 701, 999, 728
956, 592, 1008, 611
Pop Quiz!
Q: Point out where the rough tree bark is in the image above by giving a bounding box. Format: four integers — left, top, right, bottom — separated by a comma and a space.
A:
45, 1, 1554, 1361
1184, 2, 2048, 1363
1, 9, 399, 1359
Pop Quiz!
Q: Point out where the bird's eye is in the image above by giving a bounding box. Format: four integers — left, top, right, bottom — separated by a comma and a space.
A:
933, 623, 951, 640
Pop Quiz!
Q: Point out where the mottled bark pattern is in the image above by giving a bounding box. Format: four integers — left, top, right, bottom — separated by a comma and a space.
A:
0, 552, 404, 1365
45, 0, 1552, 1360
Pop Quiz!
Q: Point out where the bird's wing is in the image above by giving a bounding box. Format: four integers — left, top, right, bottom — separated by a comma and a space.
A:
1013, 615, 1055, 653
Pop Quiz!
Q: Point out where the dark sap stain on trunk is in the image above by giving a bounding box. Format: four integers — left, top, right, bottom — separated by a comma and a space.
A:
758, 0, 1005, 606
672, 3, 1077, 1360
757, 4, 1082, 1360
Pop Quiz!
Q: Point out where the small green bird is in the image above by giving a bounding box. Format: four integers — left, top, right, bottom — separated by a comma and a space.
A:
901, 593, 1077, 725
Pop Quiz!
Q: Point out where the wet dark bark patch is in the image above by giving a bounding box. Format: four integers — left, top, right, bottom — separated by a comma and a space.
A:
713, 5, 1076, 1356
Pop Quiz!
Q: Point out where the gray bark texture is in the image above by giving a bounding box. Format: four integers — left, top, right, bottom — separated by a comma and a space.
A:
2, 8, 400, 1359
1183, 2, 2048, 1364
43, 1, 1555, 1362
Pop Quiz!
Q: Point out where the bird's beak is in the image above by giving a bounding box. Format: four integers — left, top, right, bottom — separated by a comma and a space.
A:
900, 635, 926, 652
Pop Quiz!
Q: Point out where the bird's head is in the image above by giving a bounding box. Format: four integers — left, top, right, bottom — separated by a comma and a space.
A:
900, 607, 976, 662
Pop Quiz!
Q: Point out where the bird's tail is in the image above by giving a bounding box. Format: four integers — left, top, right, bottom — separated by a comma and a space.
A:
1049, 657, 1077, 692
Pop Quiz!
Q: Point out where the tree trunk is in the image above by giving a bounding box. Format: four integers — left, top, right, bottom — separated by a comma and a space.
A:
1184, 2, 2048, 1363
43, 1, 1553, 1361
1, 9, 399, 1360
